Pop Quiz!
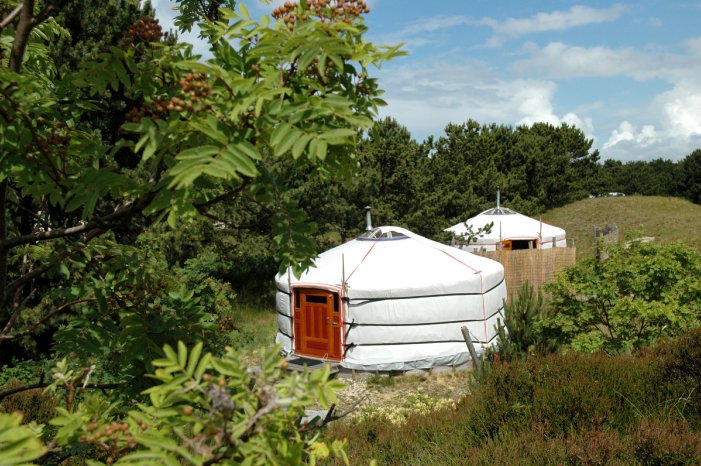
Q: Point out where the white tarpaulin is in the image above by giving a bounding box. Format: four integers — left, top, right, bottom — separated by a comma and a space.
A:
446, 207, 566, 252
275, 226, 506, 371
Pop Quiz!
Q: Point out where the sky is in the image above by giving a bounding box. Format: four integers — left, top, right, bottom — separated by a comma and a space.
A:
152, 1, 701, 162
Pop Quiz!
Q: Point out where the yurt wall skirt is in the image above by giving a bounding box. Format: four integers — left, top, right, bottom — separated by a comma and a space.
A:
275, 226, 507, 371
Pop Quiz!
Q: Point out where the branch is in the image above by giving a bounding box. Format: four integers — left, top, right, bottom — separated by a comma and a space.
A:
193, 181, 249, 209
9, 0, 35, 72
298, 396, 366, 433
0, 225, 105, 310
0, 297, 96, 341
0, 287, 35, 338
31, 0, 65, 27
0, 86, 66, 185
0, 3, 22, 30
0, 381, 124, 402
7, 198, 52, 230
0, 181, 7, 309
0, 190, 158, 251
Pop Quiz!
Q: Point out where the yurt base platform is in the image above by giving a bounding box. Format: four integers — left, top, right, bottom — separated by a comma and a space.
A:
283, 355, 476, 379
336, 363, 473, 379
285, 356, 340, 376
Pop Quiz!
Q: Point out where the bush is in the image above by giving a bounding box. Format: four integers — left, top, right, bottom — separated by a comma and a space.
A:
0, 343, 348, 465
0, 379, 59, 425
494, 282, 548, 362
541, 240, 701, 353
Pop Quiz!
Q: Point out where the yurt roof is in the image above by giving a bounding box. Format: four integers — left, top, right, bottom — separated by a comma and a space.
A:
276, 226, 504, 300
446, 208, 566, 241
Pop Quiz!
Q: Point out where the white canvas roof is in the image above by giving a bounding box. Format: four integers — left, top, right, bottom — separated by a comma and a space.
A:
275, 226, 507, 371
446, 207, 566, 244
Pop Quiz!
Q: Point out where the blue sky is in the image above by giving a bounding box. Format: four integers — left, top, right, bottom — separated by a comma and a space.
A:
153, 1, 701, 162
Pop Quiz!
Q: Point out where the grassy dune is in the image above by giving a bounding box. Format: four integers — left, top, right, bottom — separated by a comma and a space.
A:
542, 195, 701, 260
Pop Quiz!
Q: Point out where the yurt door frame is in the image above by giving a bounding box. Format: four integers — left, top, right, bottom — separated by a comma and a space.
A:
500, 238, 540, 250
292, 286, 343, 360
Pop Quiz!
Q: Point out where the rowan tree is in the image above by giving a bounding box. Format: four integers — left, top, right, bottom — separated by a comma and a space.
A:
0, 0, 401, 461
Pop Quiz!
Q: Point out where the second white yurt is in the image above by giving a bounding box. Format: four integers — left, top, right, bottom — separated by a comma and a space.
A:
446, 195, 566, 253
275, 226, 506, 371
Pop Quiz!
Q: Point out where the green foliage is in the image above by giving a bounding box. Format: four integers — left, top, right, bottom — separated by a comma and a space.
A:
541, 240, 701, 353
366, 374, 394, 387
0, 412, 45, 465
419, 120, 600, 237
0, 4, 397, 463
0, 343, 348, 465
595, 158, 680, 197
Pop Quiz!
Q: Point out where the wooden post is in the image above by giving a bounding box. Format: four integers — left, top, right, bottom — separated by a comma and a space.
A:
460, 326, 480, 371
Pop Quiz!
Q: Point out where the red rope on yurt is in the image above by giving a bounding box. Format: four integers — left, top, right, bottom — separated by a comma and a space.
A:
432, 246, 480, 273
345, 242, 378, 284
425, 240, 490, 344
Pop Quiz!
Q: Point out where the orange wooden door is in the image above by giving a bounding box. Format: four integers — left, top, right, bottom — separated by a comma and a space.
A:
293, 289, 342, 360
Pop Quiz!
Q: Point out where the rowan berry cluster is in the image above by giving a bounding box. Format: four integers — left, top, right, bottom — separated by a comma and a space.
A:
122, 16, 163, 47
80, 421, 130, 443
125, 73, 213, 122
175, 72, 211, 106
161, 72, 213, 113
272, 0, 370, 27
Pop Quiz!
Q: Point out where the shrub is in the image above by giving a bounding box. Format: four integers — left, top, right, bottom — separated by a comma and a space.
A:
494, 282, 549, 362
541, 240, 701, 353
0, 379, 58, 425
0, 343, 347, 465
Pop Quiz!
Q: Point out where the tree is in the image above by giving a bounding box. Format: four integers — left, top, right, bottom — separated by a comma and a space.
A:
678, 149, 701, 204
50, 0, 155, 76
509, 122, 599, 211
0, 0, 401, 460
0, 0, 400, 347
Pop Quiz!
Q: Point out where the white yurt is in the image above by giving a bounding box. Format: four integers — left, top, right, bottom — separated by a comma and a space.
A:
446, 194, 566, 253
275, 226, 506, 371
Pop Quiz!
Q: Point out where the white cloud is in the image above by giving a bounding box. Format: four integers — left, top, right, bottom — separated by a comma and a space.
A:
377, 63, 594, 141
514, 37, 701, 84
656, 85, 701, 138
509, 81, 560, 126
563, 113, 595, 140
400, 15, 474, 35
482, 4, 626, 47
376, 5, 626, 50
603, 121, 659, 150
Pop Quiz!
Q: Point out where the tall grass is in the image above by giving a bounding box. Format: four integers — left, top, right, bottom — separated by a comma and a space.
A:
228, 303, 278, 353
543, 195, 701, 260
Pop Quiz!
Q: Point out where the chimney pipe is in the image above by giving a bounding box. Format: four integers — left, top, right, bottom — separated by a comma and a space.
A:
496, 189, 501, 210
365, 206, 373, 231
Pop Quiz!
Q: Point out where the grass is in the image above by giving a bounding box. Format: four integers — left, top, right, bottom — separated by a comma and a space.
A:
542, 195, 701, 260
227, 303, 278, 362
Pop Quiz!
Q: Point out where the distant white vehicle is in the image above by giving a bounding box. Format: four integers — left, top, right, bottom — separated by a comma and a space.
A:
607, 192, 626, 197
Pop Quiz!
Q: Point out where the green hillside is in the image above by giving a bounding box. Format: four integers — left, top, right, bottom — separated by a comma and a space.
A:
542, 195, 701, 260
